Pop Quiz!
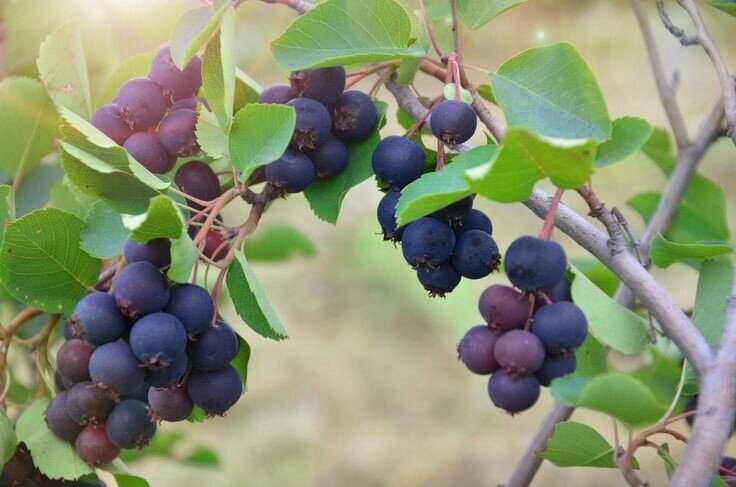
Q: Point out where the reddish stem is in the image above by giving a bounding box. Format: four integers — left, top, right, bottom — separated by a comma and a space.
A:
419, 0, 445, 59
436, 139, 446, 170
539, 188, 565, 240
406, 96, 445, 139
524, 294, 537, 331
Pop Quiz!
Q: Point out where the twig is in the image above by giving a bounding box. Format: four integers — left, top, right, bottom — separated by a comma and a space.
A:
450, 0, 461, 54
656, 1, 699, 46
260, 0, 314, 14
419, 0, 445, 59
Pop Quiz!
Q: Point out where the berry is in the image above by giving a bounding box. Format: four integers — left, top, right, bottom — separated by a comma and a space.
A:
417, 264, 461, 297
505, 236, 567, 291
123, 132, 175, 174
371, 136, 425, 190
56, 339, 95, 384
187, 365, 243, 416
65, 381, 114, 425
202, 230, 230, 261
130, 313, 187, 368
478, 285, 528, 331
45, 392, 84, 442
532, 302, 588, 354
431, 196, 473, 225
149, 47, 202, 102
401, 217, 456, 268
684, 395, 698, 427
114, 77, 168, 130
308, 138, 349, 178
91, 104, 134, 145
289, 67, 346, 105
164, 284, 215, 335
75, 425, 120, 466
113, 262, 170, 319
124, 381, 151, 403
265, 149, 315, 193
124, 238, 172, 269
187, 321, 238, 371
158, 108, 200, 157
535, 354, 577, 387
69, 292, 127, 345
147, 352, 188, 388
451, 230, 500, 279
723, 457, 736, 477
148, 385, 194, 422
56, 370, 72, 392
455, 209, 493, 236
494, 330, 546, 376
0, 446, 34, 486
106, 400, 157, 449
170, 97, 198, 112
429, 99, 477, 144
174, 161, 221, 203
331, 90, 378, 141
377, 191, 404, 242
287, 98, 332, 151
545, 278, 572, 303
259, 84, 295, 104
88, 340, 145, 396
487, 371, 540, 414
458, 325, 500, 375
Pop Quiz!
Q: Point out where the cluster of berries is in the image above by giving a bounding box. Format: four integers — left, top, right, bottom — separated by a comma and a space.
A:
91, 46, 203, 174
458, 236, 588, 413
45, 239, 242, 467
258, 66, 378, 193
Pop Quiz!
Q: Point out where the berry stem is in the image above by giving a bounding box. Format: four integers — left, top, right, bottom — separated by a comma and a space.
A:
345, 61, 401, 89
406, 96, 444, 139
539, 188, 565, 240
436, 139, 446, 170
524, 294, 536, 332
418, 0, 445, 60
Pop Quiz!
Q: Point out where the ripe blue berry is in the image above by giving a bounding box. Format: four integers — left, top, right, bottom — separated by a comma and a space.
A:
65, 381, 114, 425
377, 191, 404, 242
265, 149, 315, 193
158, 108, 199, 157
56, 339, 95, 384
114, 77, 167, 130
287, 98, 332, 151
417, 264, 461, 297
545, 278, 572, 303
478, 285, 528, 332
431, 196, 473, 225
401, 217, 456, 268
147, 352, 188, 388
532, 302, 588, 354
123, 381, 151, 402
488, 371, 540, 414
124, 238, 171, 270
494, 330, 546, 376
308, 138, 349, 178
535, 354, 576, 387
455, 209, 493, 236
259, 84, 295, 104
289, 67, 346, 105
91, 104, 134, 145
458, 325, 500, 375
113, 262, 170, 319
106, 400, 157, 449
89, 340, 145, 396
148, 385, 193, 422
187, 321, 239, 371
129, 313, 187, 369
69, 292, 127, 345
164, 284, 215, 335
174, 161, 221, 203
504, 236, 567, 291
123, 132, 175, 174
429, 100, 477, 144
331, 91, 378, 141
451, 230, 500, 279
371, 136, 425, 190
187, 365, 243, 416
149, 47, 202, 102
75, 425, 120, 466
45, 392, 84, 442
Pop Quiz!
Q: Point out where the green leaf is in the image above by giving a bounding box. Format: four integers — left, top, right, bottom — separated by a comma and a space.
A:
596, 117, 652, 167
122, 195, 183, 243
226, 251, 288, 341
540, 421, 618, 468
396, 145, 493, 226
551, 373, 667, 426
170, 4, 228, 69
96, 47, 158, 108
0, 208, 101, 314
303, 101, 387, 223
168, 229, 198, 284
15, 165, 64, 217
271, 0, 424, 70
16, 399, 93, 479
633, 346, 683, 406
196, 110, 229, 159
0, 185, 15, 245
457, 0, 527, 29
657, 443, 676, 479
466, 127, 597, 202
476, 84, 496, 104
82, 201, 129, 259
572, 258, 620, 296
230, 335, 250, 387
229, 104, 296, 178
575, 335, 607, 377
0, 78, 60, 181
0, 409, 16, 466
183, 446, 220, 468
110, 474, 150, 487
570, 265, 649, 355
490, 42, 611, 141
650, 234, 734, 268
187, 406, 207, 423
245, 225, 315, 262
709, 0, 736, 16
233, 69, 262, 113
202, 7, 236, 128
692, 258, 734, 347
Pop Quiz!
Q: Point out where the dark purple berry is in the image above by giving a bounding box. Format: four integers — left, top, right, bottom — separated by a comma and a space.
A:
106, 400, 157, 449
69, 292, 127, 345
56, 339, 95, 384
401, 217, 456, 268
505, 236, 567, 291
452, 230, 500, 279
174, 161, 221, 203
494, 330, 545, 375
532, 302, 588, 354
535, 354, 576, 387
0, 446, 34, 485
265, 149, 315, 193
164, 284, 215, 335
114, 77, 167, 130
75, 425, 120, 466
187, 321, 238, 371
545, 278, 572, 303
130, 313, 187, 368
88, 340, 145, 396
287, 98, 331, 151
187, 365, 243, 416
377, 191, 404, 242
170, 97, 199, 112
429, 100, 477, 144
123, 381, 151, 403
55, 370, 72, 392
123, 132, 175, 174
147, 352, 188, 388
331, 90, 378, 141
458, 325, 500, 375
307, 138, 349, 178
259, 84, 295, 104
371, 136, 425, 190
158, 108, 200, 157
455, 209, 493, 236
685, 395, 697, 427
91, 104, 133, 145
124, 238, 171, 269
289, 67, 346, 105
722, 456, 736, 477
148, 385, 193, 422
478, 285, 528, 331
113, 262, 170, 319
417, 264, 461, 297
65, 381, 114, 425
149, 47, 202, 102
488, 371, 540, 414
431, 196, 473, 225
45, 392, 84, 442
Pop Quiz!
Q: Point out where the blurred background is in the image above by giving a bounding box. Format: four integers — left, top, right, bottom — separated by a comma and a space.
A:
2, 0, 736, 485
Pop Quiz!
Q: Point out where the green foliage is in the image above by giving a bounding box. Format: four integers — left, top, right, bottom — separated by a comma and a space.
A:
168, 228, 199, 284
15, 165, 64, 218
649, 234, 734, 269
82, 201, 129, 259
202, 8, 236, 129
196, 110, 230, 159
572, 258, 620, 296
457, 0, 527, 29
574, 335, 607, 377
692, 258, 734, 347
245, 225, 315, 262
541, 421, 623, 468
0, 185, 15, 244
0, 409, 16, 466
229, 104, 296, 178
96, 47, 158, 108
122, 195, 184, 243
120, 430, 219, 470
596, 117, 652, 167
709, 0, 736, 16
270, 0, 424, 70
170, 3, 229, 69
231, 335, 251, 387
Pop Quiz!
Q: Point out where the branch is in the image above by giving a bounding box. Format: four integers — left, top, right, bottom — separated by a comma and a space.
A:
260, 0, 314, 14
